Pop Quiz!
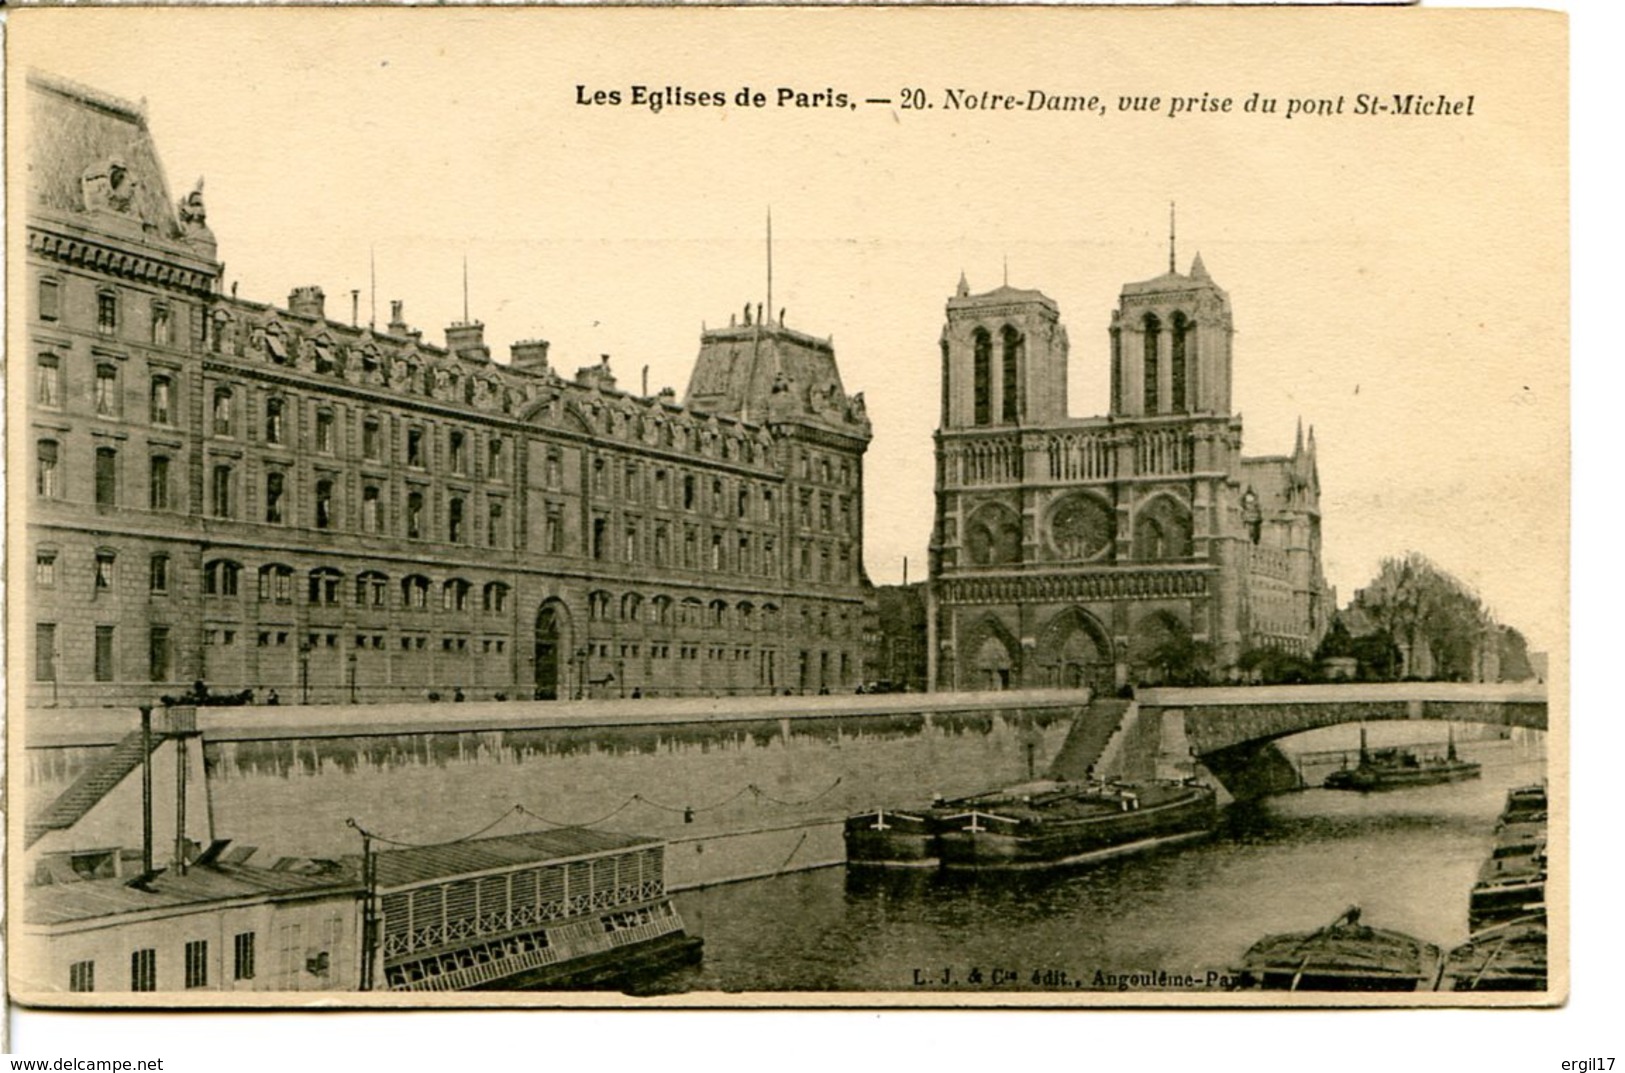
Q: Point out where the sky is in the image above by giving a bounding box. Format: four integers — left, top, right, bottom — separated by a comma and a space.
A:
11, 7, 1567, 651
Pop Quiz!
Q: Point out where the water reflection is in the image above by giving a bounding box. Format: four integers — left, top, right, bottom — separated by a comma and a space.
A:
655, 743, 1546, 995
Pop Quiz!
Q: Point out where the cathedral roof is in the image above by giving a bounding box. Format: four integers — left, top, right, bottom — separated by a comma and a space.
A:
1121, 255, 1224, 298
946, 282, 1059, 313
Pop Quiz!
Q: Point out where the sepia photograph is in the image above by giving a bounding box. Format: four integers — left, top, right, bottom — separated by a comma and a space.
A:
7, 2, 1569, 1025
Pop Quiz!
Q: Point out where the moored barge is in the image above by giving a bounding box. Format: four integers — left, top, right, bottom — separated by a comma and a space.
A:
1445, 914, 1548, 991
846, 778, 1217, 872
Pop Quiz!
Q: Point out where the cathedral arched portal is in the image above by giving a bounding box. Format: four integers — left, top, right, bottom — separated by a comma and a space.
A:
1129, 609, 1197, 686
1036, 607, 1115, 692
961, 614, 1018, 691
534, 598, 573, 700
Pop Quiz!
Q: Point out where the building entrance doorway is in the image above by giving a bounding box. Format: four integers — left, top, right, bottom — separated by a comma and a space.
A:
534, 602, 565, 700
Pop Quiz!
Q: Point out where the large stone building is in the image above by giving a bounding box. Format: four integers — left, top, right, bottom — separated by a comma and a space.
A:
927, 247, 1329, 692
22, 73, 872, 709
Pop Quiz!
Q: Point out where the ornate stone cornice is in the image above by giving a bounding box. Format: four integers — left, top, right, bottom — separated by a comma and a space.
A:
938, 567, 1211, 605
29, 224, 218, 296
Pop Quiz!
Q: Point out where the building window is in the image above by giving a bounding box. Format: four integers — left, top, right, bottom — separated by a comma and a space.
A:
95, 447, 118, 508
545, 503, 563, 554
149, 375, 173, 425
1001, 325, 1024, 424
484, 582, 509, 613
407, 491, 424, 539
150, 554, 170, 594
308, 568, 342, 606
1143, 313, 1161, 415
39, 278, 61, 321
1171, 311, 1190, 412
407, 427, 424, 467
69, 960, 95, 993
654, 522, 670, 566
95, 550, 117, 592
356, 571, 388, 608
258, 564, 293, 603
315, 410, 335, 454
97, 290, 118, 336
151, 303, 172, 346
95, 364, 119, 417
211, 464, 234, 518
130, 949, 157, 992
150, 626, 171, 682
592, 516, 607, 560
682, 474, 696, 510
37, 550, 57, 587
442, 579, 471, 613
363, 418, 382, 461
710, 533, 723, 571
402, 575, 430, 609
142, 457, 178, 518
973, 328, 993, 426
234, 933, 256, 982
487, 500, 505, 548
36, 623, 57, 682
315, 478, 334, 530
450, 430, 468, 475
204, 559, 240, 597
592, 457, 607, 493
265, 471, 285, 523
265, 397, 285, 445
625, 520, 639, 563
625, 462, 640, 501
362, 485, 382, 533
184, 940, 208, 989
94, 625, 115, 682
213, 387, 235, 436
36, 439, 61, 500
38, 353, 62, 408
448, 496, 465, 543
487, 438, 506, 480
655, 469, 669, 506
545, 449, 562, 488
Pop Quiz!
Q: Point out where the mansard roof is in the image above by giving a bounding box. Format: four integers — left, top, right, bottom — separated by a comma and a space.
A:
28, 71, 183, 242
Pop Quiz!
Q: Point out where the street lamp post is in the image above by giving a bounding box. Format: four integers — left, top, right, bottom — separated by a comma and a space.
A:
348, 650, 358, 704
299, 642, 311, 704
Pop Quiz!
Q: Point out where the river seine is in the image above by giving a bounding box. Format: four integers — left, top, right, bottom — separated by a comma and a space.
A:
650, 736, 1546, 994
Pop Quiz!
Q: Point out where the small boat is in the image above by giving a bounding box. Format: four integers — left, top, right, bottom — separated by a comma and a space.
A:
1445, 914, 1548, 991
846, 778, 1217, 872
1323, 726, 1481, 791
1234, 906, 1444, 992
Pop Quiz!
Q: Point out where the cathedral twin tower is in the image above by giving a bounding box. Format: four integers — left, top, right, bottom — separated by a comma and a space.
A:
928, 246, 1327, 692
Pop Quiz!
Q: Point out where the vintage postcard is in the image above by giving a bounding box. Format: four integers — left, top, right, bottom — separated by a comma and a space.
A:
6, 5, 1567, 1018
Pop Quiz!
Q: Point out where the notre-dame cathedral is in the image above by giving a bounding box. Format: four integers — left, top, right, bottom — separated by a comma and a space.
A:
927, 242, 1329, 692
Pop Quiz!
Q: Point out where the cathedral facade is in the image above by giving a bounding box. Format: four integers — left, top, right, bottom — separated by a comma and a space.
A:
927, 249, 1329, 693
21, 72, 872, 710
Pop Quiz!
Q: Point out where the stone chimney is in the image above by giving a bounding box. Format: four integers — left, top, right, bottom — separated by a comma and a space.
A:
510, 338, 551, 373
288, 286, 326, 320
445, 321, 490, 363
576, 355, 617, 391
387, 299, 410, 337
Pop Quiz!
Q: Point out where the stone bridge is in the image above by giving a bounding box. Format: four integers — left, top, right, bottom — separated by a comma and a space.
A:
1100, 682, 1548, 800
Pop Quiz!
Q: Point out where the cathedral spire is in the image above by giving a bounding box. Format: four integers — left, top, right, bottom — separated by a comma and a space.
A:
1294, 416, 1305, 455
1169, 201, 1177, 274
956, 270, 970, 298
1190, 251, 1209, 281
